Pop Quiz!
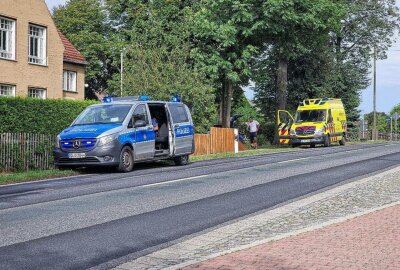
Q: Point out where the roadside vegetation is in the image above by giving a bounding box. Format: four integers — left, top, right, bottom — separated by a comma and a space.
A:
52, 0, 400, 132
0, 169, 78, 186
1, 1, 399, 177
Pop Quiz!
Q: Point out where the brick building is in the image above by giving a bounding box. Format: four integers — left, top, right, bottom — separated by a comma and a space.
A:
0, 0, 86, 100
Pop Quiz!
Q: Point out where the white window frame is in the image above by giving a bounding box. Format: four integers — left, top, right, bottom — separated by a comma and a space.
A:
28, 24, 47, 65
63, 70, 77, 92
0, 84, 16, 97
0, 17, 16, 60
28, 87, 46, 99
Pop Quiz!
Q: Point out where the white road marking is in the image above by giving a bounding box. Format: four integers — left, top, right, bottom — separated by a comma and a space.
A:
138, 175, 209, 188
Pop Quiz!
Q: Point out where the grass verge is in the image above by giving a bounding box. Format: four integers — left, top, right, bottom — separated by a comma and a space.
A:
0, 169, 78, 186
190, 146, 297, 162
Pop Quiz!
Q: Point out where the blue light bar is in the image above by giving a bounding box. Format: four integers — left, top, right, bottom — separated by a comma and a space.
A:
110, 96, 151, 102
139, 95, 150, 101
103, 96, 113, 103
170, 94, 181, 102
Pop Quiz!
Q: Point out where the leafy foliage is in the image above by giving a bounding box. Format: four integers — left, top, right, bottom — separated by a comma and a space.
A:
52, 0, 120, 98
364, 112, 390, 132
0, 97, 97, 135
254, 0, 400, 125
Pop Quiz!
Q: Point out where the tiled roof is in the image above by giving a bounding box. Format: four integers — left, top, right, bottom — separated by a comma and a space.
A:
57, 29, 87, 65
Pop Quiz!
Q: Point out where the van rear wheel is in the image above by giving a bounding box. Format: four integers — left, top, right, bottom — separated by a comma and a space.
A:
324, 135, 331, 147
174, 155, 189, 166
339, 134, 346, 146
117, 146, 134, 172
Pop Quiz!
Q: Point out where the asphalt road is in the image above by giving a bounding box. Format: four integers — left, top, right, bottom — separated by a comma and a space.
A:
1, 143, 400, 270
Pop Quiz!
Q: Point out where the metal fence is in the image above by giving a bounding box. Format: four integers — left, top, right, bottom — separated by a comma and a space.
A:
0, 133, 55, 172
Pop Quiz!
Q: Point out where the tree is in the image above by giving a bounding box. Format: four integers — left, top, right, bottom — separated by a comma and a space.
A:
104, 0, 218, 132
330, 0, 400, 121
255, 0, 345, 143
253, 0, 400, 143
364, 111, 390, 132
52, 0, 119, 98
191, 0, 261, 127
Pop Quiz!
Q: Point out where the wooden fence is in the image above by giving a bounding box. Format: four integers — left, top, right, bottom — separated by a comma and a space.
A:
0, 133, 55, 172
193, 127, 237, 156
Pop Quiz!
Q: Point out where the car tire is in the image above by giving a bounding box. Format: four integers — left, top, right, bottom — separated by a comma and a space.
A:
310, 144, 316, 148
291, 143, 298, 148
174, 155, 189, 166
324, 135, 331, 147
117, 146, 134, 173
339, 134, 346, 146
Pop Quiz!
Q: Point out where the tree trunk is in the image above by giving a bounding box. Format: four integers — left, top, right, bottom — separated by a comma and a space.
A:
221, 80, 233, 128
218, 85, 224, 126
273, 53, 288, 145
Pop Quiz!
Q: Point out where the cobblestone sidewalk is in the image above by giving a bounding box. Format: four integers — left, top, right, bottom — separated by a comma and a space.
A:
186, 204, 400, 270
115, 166, 400, 270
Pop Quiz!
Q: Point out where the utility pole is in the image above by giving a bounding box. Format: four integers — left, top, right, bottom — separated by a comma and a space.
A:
396, 114, 398, 141
120, 49, 124, 97
391, 117, 393, 141
373, 47, 377, 140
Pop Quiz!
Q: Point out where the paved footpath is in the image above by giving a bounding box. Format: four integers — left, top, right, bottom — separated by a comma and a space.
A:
185, 204, 400, 270
115, 166, 400, 270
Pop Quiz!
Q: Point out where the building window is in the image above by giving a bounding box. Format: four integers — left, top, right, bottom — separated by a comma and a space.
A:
28, 24, 46, 65
28, 88, 46, 99
0, 17, 16, 60
63, 70, 77, 92
0, 84, 15, 97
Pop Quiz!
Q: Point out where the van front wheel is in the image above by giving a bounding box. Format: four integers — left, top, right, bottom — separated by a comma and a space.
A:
174, 155, 189, 166
117, 146, 134, 172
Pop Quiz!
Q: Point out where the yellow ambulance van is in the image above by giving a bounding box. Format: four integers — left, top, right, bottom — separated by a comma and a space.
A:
278, 98, 347, 147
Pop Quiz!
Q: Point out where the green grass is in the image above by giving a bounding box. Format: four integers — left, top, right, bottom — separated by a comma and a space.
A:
190, 140, 392, 162
190, 146, 297, 162
0, 169, 78, 186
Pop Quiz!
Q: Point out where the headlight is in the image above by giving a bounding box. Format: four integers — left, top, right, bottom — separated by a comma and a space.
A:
55, 135, 61, 148
315, 128, 324, 135
290, 129, 296, 135
98, 134, 117, 147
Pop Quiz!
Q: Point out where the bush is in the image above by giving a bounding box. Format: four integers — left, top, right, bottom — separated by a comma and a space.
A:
259, 122, 276, 144
0, 97, 98, 135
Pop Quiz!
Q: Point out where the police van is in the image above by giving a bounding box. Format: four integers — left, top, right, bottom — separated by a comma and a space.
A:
278, 98, 347, 147
53, 96, 195, 172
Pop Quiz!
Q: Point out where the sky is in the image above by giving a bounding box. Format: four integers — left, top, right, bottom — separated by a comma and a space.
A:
46, 0, 400, 114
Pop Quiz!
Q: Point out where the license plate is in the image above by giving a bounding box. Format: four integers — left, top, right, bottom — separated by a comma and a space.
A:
301, 139, 311, 143
68, 153, 86, 159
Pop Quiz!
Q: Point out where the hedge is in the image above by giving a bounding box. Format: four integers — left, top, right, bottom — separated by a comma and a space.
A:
0, 97, 98, 135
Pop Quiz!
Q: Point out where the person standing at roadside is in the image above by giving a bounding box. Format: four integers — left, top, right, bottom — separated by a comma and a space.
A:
247, 117, 260, 149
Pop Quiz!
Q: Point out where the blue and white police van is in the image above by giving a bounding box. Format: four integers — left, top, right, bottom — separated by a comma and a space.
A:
53, 96, 195, 172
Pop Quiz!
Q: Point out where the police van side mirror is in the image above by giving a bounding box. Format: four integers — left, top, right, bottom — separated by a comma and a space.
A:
134, 120, 147, 128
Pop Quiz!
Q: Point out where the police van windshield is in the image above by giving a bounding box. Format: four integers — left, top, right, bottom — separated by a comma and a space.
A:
73, 104, 132, 125
295, 110, 326, 123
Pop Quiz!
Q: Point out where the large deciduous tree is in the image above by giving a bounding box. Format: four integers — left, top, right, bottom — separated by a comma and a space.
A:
53, 0, 119, 98
253, 0, 400, 143
104, 0, 218, 132
257, 0, 344, 143
191, 0, 261, 127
